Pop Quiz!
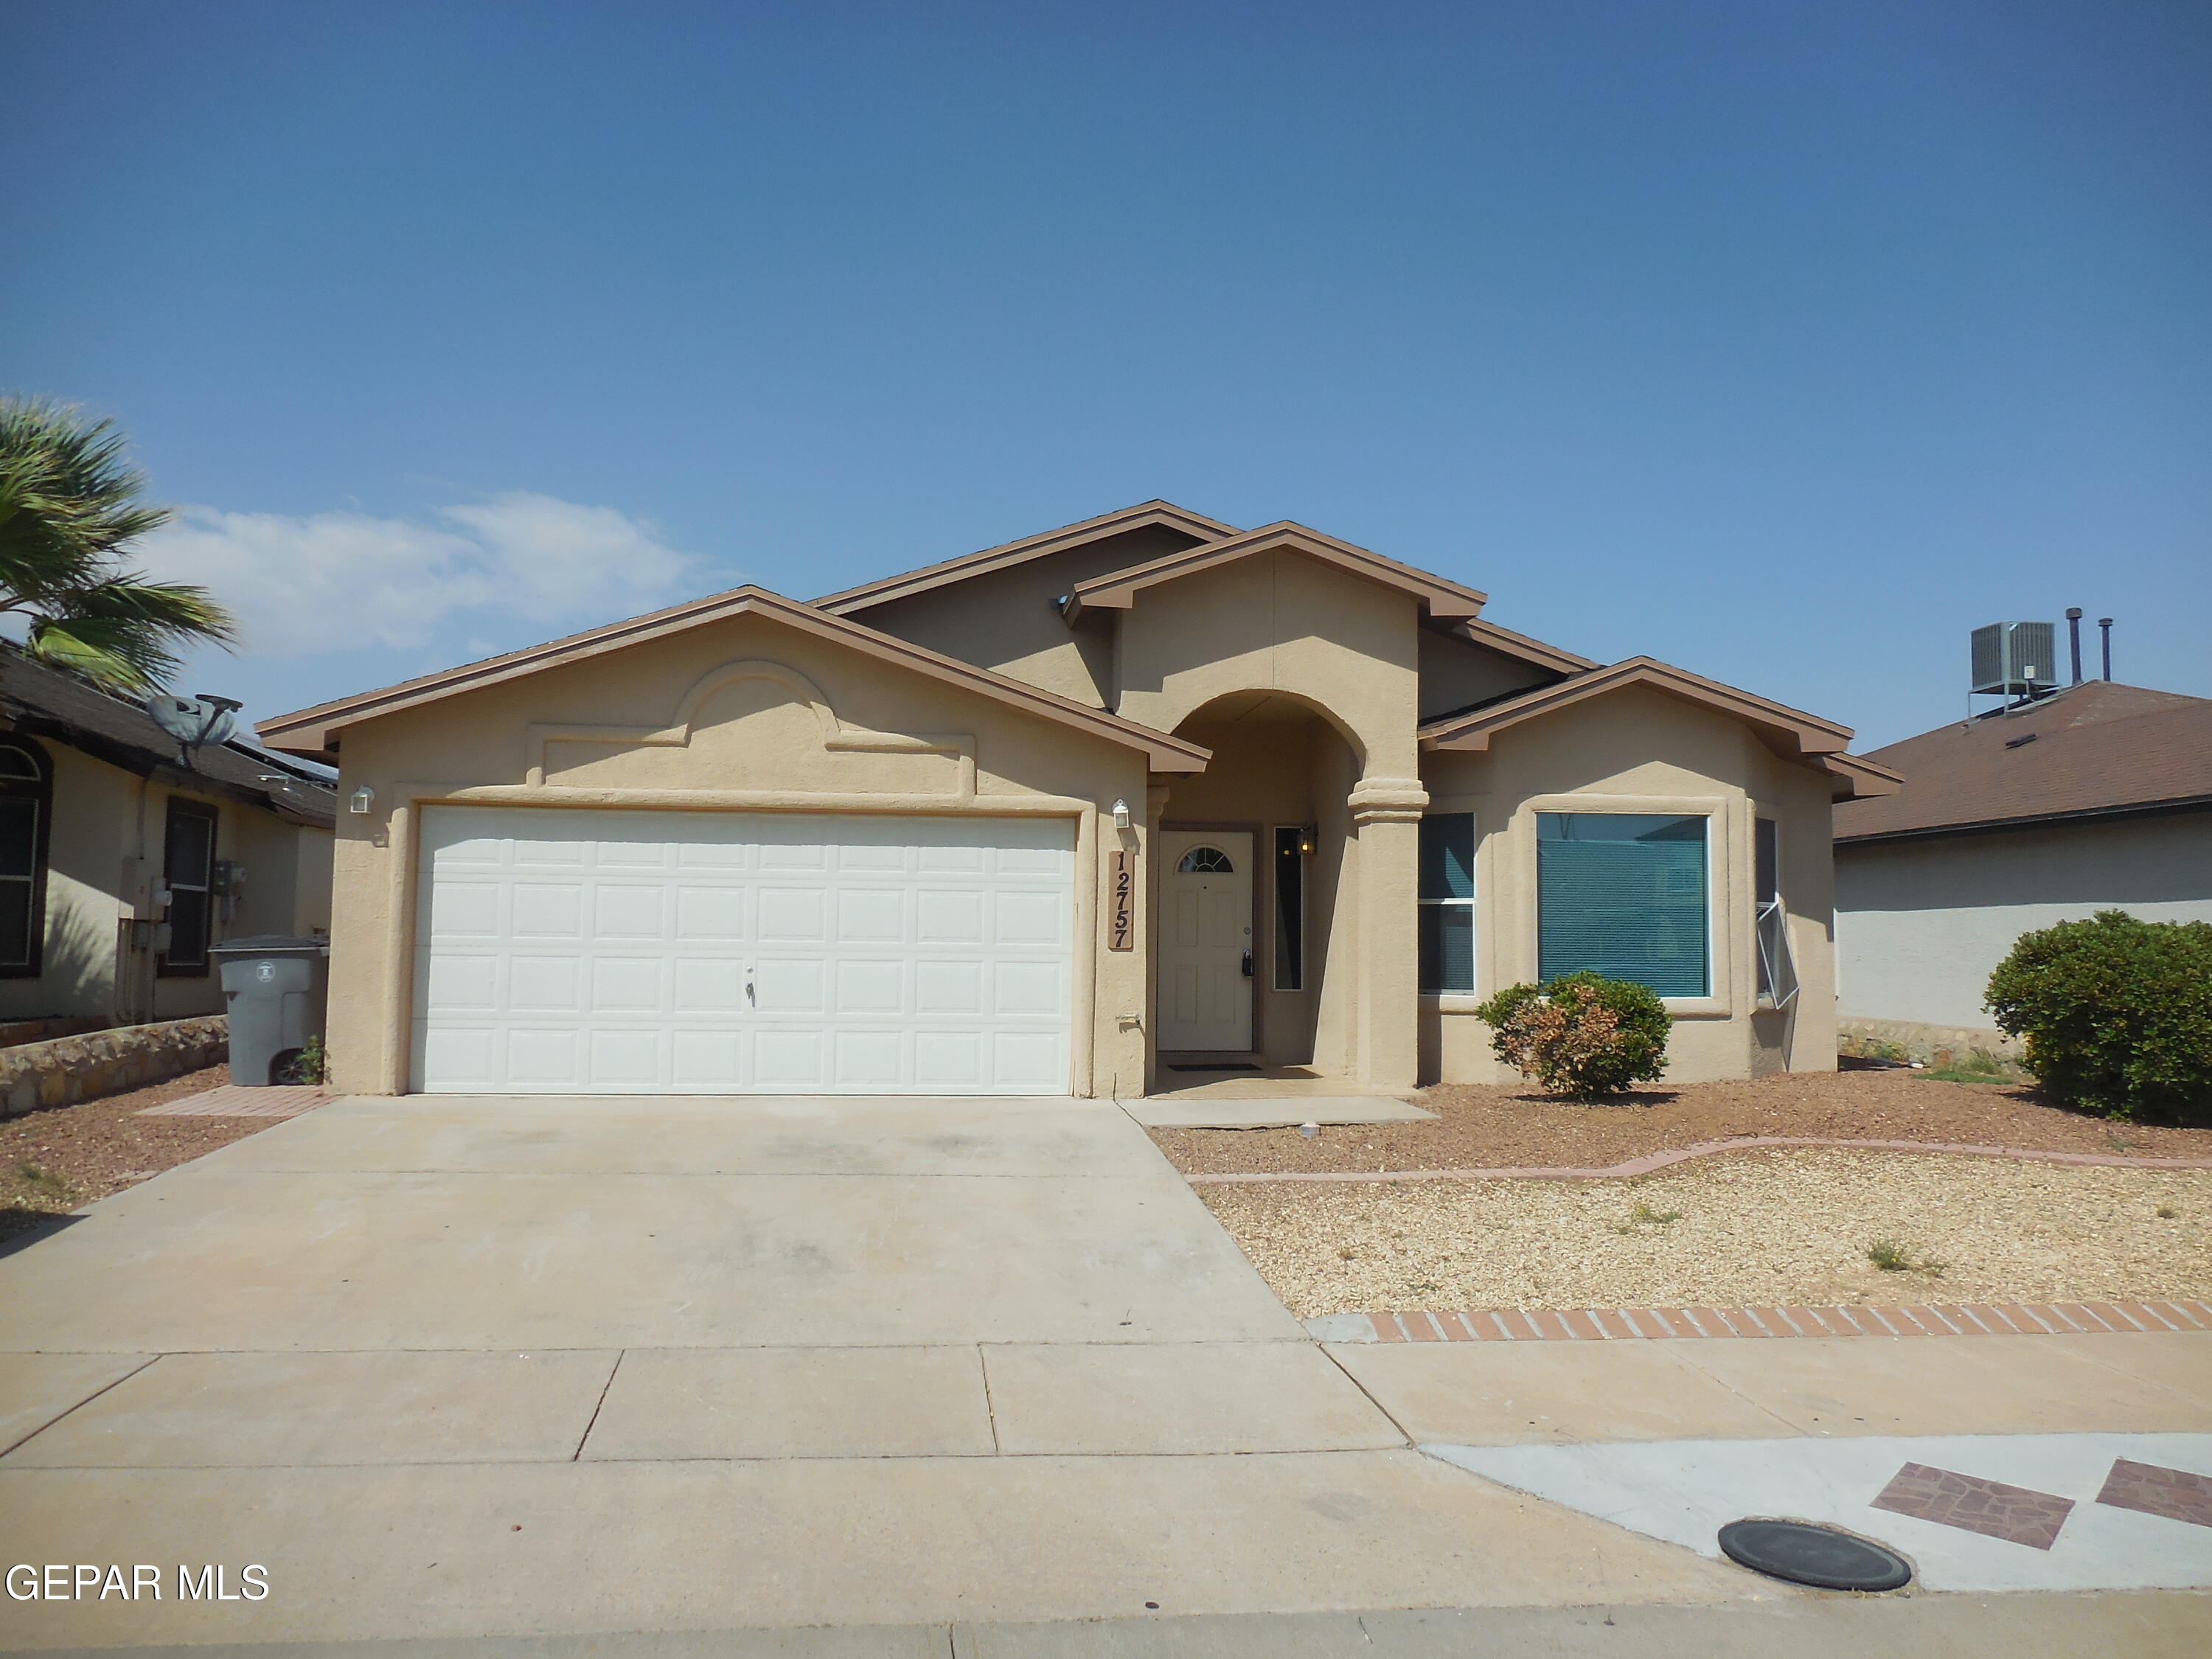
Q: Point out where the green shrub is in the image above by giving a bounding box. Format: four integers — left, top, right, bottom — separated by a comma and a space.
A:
1473, 971, 1671, 1096
1984, 911, 2212, 1125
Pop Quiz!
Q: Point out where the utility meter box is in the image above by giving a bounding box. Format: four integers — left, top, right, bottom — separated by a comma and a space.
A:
211, 935, 330, 1087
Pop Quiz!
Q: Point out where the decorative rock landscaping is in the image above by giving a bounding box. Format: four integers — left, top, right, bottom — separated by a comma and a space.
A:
0, 1016, 228, 1116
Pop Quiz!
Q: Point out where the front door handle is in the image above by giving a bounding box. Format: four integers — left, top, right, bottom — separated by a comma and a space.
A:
1241, 950, 1254, 978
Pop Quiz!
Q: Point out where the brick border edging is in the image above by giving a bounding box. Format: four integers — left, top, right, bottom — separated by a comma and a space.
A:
1327, 1299, 2212, 1343
1185, 1134, 2212, 1185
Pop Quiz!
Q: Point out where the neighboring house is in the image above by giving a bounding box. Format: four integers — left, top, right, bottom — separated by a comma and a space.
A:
258, 501, 1896, 1099
1834, 680, 2212, 1057
0, 647, 338, 1028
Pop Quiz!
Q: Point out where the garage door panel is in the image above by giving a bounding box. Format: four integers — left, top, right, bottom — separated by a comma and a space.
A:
511, 883, 585, 938
672, 958, 743, 1012
415, 807, 1073, 1095
590, 957, 664, 1014
509, 956, 582, 1012
674, 886, 747, 941
756, 886, 827, 942
835, 888, 905, 944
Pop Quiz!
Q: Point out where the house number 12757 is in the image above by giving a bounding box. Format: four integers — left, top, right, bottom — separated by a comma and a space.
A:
1109, 851, 1133, 950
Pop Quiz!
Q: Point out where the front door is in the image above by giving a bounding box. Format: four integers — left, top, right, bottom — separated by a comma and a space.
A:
1157, 828, 1253, 1052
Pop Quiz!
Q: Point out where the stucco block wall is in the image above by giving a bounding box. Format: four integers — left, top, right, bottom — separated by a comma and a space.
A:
1419, 684, 1840, 1086
324, 611, 1152, 1098
1836, 810, 2212, 1031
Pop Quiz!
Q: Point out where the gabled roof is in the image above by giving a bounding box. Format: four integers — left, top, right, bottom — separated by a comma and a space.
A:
257, 586, 1212, 773
813, 499, 1239, 616
1060, 521, 1488, 623
0, 646, 337, 827
1835, 680, 2212, 843
1443, 617, 1599, 676
1419, 655, 1899, 801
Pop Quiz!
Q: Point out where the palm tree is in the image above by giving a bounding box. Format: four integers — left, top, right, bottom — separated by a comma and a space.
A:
0, 397, 236, 693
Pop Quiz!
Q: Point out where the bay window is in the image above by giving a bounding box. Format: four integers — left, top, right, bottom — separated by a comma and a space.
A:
1537, 812, 1708, 998
1417, 813, 1475, 994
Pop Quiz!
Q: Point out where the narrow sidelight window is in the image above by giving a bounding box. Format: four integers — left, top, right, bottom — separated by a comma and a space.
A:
0, 740, 52, 976
1537, 813, 1708, 998
159, 799, 218, 978
1273, 826, 1305, 990
1417, 814, 1475, 993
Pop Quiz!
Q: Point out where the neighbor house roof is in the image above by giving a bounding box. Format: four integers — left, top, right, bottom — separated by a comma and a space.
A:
0, 647, 337, 827
1834, 680, 2212, 843
257, 585, 1213, 773
1419, 655, 1901, 801
813, 499, 1240, 616
1060, 521, 1489, 624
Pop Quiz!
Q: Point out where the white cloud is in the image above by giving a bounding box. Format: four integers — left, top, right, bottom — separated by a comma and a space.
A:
133, 493, 724, 655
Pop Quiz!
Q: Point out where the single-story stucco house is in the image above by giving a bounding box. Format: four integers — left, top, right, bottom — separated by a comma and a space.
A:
1835, 679, 2212, 1061
0, 647, 337, 1032
257, 502, 1899, 1099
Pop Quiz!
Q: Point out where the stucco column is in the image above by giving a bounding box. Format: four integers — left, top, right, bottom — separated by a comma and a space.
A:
1347, 777, 1427, 1091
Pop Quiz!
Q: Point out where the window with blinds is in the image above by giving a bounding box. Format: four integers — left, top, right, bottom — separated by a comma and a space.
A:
1418, 813, 1475, 993
1537, 813, 1708, 998
0, 740, 50, 977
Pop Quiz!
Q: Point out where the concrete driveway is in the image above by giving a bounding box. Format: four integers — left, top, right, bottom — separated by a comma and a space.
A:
0, 1093, 1761, 1648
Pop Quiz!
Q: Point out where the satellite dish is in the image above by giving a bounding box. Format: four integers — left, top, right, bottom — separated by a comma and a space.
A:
145, 693, 241, 757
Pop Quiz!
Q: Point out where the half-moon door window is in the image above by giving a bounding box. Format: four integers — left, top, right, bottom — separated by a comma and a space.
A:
1178, 846, 1234, 874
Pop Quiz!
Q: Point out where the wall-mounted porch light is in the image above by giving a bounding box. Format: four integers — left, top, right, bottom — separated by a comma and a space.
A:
349, 786, 376, 815
1110, 799, 1130, 830
1298, 824, 1317, 856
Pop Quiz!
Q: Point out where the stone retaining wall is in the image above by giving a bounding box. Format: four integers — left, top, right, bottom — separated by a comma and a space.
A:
0, 1016, 229, 1116
1838, 1015, 2026, 1074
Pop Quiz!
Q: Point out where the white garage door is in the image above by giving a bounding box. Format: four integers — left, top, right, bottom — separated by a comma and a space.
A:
413, 807, 1074, 1095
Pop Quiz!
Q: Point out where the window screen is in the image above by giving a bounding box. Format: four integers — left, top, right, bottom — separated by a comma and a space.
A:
1537, 813, 1708, 998
160, 800, 218, 977
1418, 814, 1475, 993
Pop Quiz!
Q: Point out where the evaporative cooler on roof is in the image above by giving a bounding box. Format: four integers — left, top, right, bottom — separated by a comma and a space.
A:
1969, 622, 2057, 699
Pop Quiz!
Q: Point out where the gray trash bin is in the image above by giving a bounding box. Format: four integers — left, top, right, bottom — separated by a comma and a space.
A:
212, 935, 330, 1086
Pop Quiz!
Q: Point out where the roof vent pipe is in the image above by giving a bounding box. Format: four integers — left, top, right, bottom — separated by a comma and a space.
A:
2066, 608, 2084, 685
2099, 617, 2114, 681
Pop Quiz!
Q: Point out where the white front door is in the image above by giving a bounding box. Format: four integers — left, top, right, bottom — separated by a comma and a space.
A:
1157, 828, 1253, 1052
412, 806, 1074, 1095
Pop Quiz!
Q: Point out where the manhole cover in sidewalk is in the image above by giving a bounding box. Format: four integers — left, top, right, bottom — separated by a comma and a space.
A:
1718, 1518, 1913, 1592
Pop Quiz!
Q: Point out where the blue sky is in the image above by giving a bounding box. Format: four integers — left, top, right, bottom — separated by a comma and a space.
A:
4, 0, 2205, 750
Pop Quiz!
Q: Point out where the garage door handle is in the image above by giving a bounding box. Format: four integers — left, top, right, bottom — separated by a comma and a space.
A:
1241, 950, 1254, 978
745, 969, 755, 1005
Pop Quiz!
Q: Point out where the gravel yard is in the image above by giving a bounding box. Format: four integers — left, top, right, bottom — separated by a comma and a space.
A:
1199, 1149, 2212, 1315
1152, 1066, 2212, 1177
0, 1066, 254, 1242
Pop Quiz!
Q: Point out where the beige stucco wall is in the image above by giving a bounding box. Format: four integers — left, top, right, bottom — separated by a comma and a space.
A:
845, 524, 1206, 709
1416, 628, 1559, 721
322, 610, 1153, 1097
0, 737, 333, 1024
1419, 684, 1840, 1086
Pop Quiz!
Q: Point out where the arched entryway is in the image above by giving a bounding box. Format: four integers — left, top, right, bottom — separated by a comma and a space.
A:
1150, 691, 1368, 1083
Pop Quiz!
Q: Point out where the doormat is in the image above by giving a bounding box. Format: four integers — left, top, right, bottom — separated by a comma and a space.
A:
1166, 1062, 1262, 1072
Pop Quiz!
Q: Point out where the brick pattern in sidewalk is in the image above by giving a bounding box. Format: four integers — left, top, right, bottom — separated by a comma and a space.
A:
1344, 1299, 2212, 1343
138, 1084, 330, 1119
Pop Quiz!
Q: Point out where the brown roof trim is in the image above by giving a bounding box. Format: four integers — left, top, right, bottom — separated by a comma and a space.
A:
1421, 656, 1851, 752
1060, 521, 1488, 623
1445, 616, 1599, 675
257, 586, 1213, 773
1419, 655, 1895, 800
813, 500, 1240, 616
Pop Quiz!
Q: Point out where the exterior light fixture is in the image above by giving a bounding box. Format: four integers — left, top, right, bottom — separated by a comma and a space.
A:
1298, 824, 1316, 856
349, 786, 375, 815
1110, 799, 1130, 830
